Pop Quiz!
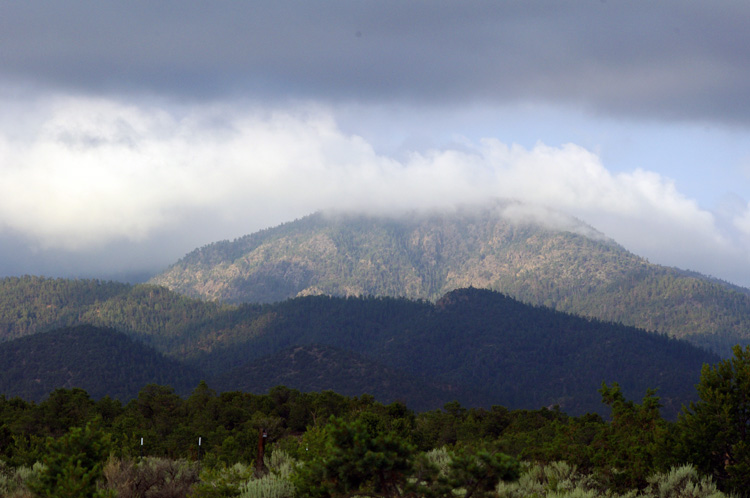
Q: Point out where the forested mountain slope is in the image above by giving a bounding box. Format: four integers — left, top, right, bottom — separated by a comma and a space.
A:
0, 325, 203, 401
210, 344, 473, 412
0, 276, 238, 353
0, 277, 717, 416
197, 288, 715, 417
150, 203, 750, 355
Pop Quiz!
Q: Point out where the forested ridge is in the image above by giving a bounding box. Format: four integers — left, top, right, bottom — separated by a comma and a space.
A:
0, 325, 203, 401
209, 344, 465, 413
149, 206, 750, 356
0, 276, 241, 351
192, 288, 716, 417
0, 277, 718, 417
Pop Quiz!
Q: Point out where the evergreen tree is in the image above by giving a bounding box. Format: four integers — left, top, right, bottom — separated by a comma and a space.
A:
677, 345, 750, 494
29, 420, 112, 498
442, 449, 520, 498
292, 417, 415, 497
291, 416, 519, 498
593, 383, 669, 490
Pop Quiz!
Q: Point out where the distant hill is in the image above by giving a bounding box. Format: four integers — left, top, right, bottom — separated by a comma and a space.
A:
0, 277, 132, 341
150, 202, 750, 355
0, 279, 718, 416
0, 276, 236, 353
197, 288, 716, 417
0, 325, 203, 402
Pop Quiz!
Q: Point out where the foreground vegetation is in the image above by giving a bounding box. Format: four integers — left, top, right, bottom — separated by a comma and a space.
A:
0, 453, 731, 498
2, 345, 750, 496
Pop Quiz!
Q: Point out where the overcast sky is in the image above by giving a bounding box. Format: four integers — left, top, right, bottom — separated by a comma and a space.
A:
1, 1, 750, 287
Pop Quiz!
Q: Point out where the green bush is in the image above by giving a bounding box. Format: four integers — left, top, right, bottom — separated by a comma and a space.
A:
644, 465, 725, 498
495, 462, 732, 498
189, 462, 255, 498
264, 450, 295, 479
27, 421, 112, 498
102, 456, 200, 498
496, 461, 594, 498
0, 460, 41, 497
445, 449, 520, 498
423, 447, 451, 477
237, 473, 294, 498
291, 417, 417, 498
190, 453, 297, 498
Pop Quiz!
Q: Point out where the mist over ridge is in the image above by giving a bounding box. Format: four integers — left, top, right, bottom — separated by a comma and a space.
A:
316, 200, 613, 243
0, 96, 748, 289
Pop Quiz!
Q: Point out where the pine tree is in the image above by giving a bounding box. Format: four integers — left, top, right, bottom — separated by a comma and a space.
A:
677, 345, 750, 494
29, 420, 112, 498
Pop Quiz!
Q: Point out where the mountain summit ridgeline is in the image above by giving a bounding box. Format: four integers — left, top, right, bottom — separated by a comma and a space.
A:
150, 202, 626, 302
150, 201, 750, 355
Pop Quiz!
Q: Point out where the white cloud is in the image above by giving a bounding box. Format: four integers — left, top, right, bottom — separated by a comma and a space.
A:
733, 202, 750, 236
0, 94, 748, 285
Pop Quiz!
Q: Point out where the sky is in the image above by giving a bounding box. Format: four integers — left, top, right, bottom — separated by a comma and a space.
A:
1, 1, 750, 287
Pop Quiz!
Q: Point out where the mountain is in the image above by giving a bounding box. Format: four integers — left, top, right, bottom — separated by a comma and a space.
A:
151, 202, 619, 304
150, 202, 750, 355
0, 325, 204, 402
0, 277, 717, 416
196, 288, 715, 417
0, 276, 247, 354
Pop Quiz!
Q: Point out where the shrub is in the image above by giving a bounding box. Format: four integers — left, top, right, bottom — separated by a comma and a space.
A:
445, 449, 520, 498
0, 460, 41, 498
102, 457, 200, 498
265, 449, 295, 479
27, 421, 111, 498
495, 462, 732, 498
644, 465, 725, 498
423, 447, 451, 477
496, 462, 598, 498
237, 473, 294, 498
189, 462, 254, 498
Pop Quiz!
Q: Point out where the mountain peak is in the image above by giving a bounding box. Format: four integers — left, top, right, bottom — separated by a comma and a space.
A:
149, 200, 750, 355
151, 200, 621, 303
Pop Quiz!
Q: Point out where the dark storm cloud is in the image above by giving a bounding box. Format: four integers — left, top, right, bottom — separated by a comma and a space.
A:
2, 1, 749, 123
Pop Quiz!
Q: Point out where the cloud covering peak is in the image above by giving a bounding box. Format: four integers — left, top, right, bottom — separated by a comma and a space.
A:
0, 95, 747, 285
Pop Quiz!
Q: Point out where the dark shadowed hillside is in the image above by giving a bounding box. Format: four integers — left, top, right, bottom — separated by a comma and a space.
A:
0, 325, 203, 401
0, 279, 718, 416
189, 289, 717, 417
149, 203, 750, 356
211, 344, 479, 412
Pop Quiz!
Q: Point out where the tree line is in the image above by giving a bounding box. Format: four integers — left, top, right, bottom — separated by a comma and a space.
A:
3, 346, 750, 496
